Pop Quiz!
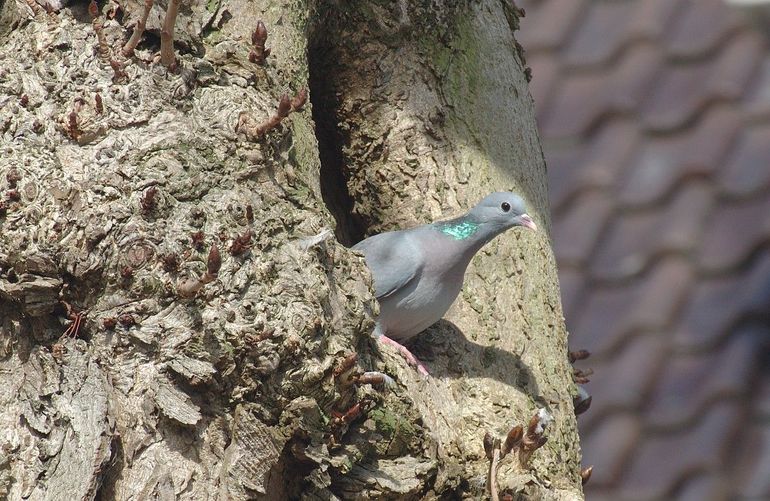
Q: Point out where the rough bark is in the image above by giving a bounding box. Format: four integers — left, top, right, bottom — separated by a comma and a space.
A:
0, 0, 582, 499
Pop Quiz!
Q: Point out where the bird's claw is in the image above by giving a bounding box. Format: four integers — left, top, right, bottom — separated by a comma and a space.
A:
379, 335, 430, 376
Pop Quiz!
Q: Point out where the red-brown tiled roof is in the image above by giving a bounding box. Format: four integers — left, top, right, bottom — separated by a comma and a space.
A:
517, 0, 770, 498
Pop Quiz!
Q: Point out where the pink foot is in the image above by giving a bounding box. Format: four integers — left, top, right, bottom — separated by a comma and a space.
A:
379, 335, 430, 376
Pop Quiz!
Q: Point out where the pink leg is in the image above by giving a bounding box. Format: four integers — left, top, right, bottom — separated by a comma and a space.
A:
379, 335, 430, 376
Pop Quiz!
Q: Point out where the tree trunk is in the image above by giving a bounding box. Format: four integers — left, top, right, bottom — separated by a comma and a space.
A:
0, 0, 582, 499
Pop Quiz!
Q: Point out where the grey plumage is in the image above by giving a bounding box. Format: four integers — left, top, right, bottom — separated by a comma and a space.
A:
354, 192, 537, 345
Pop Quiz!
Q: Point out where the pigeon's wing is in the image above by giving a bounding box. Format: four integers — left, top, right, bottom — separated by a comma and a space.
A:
352, 230, 424, 299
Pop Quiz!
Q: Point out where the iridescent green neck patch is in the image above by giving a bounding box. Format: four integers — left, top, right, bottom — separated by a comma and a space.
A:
437, 221, 480, 240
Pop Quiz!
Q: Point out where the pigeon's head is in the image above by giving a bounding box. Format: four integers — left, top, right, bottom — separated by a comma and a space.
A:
468, 192, 537, 232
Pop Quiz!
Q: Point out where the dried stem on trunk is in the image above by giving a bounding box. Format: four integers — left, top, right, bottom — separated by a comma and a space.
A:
160, 0, 180, 69
249, 21, 271, 65
486, 433, 501, 501
23, 0, 43, 17
177, 243, 220, 297
89, 0, 110, 61
236, 89, 307, 140
123, 0, 154, 57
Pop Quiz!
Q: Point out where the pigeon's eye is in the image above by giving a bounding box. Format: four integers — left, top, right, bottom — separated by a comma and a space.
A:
501, 202, 511, 212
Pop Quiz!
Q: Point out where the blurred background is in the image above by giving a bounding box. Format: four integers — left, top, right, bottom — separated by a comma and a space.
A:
516, 0, 770, 499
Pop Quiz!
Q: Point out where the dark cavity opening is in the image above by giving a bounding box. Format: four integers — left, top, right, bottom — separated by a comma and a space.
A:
308, 28, 366, 247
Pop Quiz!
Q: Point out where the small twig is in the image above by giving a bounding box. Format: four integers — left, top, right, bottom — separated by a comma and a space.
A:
160, 253, 179, 272
484, 409, 552, 498
94, 93, 103, 114
328, 398, 372, 444
110, 58, 128, 83
355, 371, 394, 387
244, 326, 274, 346
501, 425, 523, 458
60, 307, 86, 340
190, 231, 205, 251
333, 402, 362, 426
160, 0, 180, 70
89, 0, 110, 61
519, 409, 551, 465
118, 313, 136, 327
177, 243, 221, 297
23, 0, 43, 17
229, 230, 252, 256
249, 20, 271, 65
236, 89, 307, 140
568, 349, 590, 364
66, 111, 81, 140
333, 353, 358, 377
573, 367, 593, 384
484, 432, 501, 501
120, 266, 134, 281
140, 186, 158, 215
580, 465, 593, 486
205, 243, 221, 279
573, 386, 592, 416
290, 88, 307, 111
6, 169, 21, 188
122, 0, 154, 57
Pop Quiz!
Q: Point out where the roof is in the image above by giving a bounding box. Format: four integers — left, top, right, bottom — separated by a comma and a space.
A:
516, 0, 770, 498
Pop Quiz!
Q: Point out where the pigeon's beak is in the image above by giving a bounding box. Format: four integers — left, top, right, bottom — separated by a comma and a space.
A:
519, 214, 537, 231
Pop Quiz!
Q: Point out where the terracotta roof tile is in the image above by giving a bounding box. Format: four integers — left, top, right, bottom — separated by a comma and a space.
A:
516, 1, 770, 498
618, 107, 741, 207
541, 46, 661, 138
674, 258, 770, 351
578, 413, 640, 487
565, 0, 681, 69
591, 182, 712, 281
754, 367, 770, 419
718, 123, 770, 199
578, 120, 640, 193
619, 401, 742, 499
732, 422, 770, 499
698, 196, 770, 272
665, 0, 747, 59
516, 0, 586, 54
577, 334, 666, 428
569, 282, 632, 356
645, 331, 760, 428
571, 259, 692, 356
710, 32, 767, 100
642, 33, 764, 132
553, 191, 613, 267
539, 72, 608, 139
556, 267, 585, 320
641, 63, 711, 132
527, 54, 560, 112
677, 473, 729, 501
548, 120, 640, 214
562, 0, 636, 69
545, 146, 586, 212
742, 55, 770, 118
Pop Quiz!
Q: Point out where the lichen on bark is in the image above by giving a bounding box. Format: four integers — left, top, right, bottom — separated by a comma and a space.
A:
0, 0, 582, 499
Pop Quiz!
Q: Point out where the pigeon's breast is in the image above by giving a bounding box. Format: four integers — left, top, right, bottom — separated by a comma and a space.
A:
377, 261, 467, 341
